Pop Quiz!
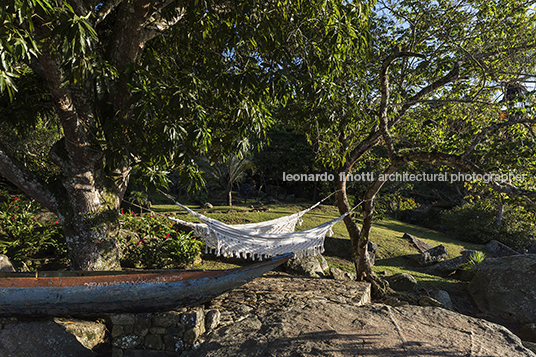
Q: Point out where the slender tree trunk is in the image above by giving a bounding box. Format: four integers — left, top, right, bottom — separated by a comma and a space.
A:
227, 188, 233, 206
495, 203, 504, 227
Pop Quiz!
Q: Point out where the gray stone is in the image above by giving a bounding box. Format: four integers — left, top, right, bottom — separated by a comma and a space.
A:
205, 309, 221, 331
419, 244, 448, 266
402, 233, 433, 253
133, 316, 151, 337
469, 254, 536, 325
113, 334, 143, 349
385, 273, 417, 291
54, 317, 107, 350
331, 267, 357, 281
184, 327, 202, 346
152, 311, 182, 328
187, 304, 536, 357
149, 327, 166, 335
144, 334, 164, 350
424, 250, 475, 276
111, 325, 124, 338
163, 334, 186, 352
166, 325, 185, 336
419, 296, 445, 308
111, 313, 137, 325
0, 254, 16, 272
524, 341, 536, 354
430, 290, 453, 310
518, 324, 536, 343
181, 309, 205, 334
485, 240, 520, 257
0, 320, 96, 356
285, 254, 330, 278
112, 347, 124, 357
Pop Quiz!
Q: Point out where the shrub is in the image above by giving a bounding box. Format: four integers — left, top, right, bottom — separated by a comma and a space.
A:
441, 203, 536, 249
0, 196, 66, 268
119, 211, 204, 268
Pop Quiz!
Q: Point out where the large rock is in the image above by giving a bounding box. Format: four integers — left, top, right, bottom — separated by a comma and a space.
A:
285, 254, 329, 278
385, 273, 417, 292
485, 240, 521, 257
0, 255, 16, 272
186, 304, 535, 357
402, 233, 433, 253
419, 244, 448, 266
469, 254, 536, 325
54, 318, 106, 350
0, 320, 97, 356
424, 250, 475, 276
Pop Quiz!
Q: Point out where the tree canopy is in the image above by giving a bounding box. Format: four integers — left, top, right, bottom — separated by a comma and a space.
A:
0, 0, 371, 270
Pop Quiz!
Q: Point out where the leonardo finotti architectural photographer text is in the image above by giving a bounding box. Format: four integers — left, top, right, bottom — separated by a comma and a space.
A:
282, 172, 526, 184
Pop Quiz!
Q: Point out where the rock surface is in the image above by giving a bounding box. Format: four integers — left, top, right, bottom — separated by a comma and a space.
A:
0, 255, 16, 272
485, 240, 520, 257
469, 254, 536, 325
419, 244, 448, 266
186, 303, 535, 357
424, 250, 475, 276
284, 254, 330, 278
385, 273, 417, 291
402, 233, 433, 253
0, 320, 97, 356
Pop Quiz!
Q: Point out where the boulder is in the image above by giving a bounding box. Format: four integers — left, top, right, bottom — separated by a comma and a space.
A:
54, 318, 107, 350
424, 250, 475, 276
430, 290, 454, 310
402, 233, 433, 253
0, 320, 97, 356
469, 254, 536, 325
285, 254, 329, 278
385, 273, 417, 292
485, 240, 520, 257
419, 244, 448, 266
0, 255, 15, 272
187, 304, 536, 357
330, 267, 357, 281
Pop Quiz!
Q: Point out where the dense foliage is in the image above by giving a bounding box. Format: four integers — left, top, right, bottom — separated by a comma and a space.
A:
441, 202, 536, 249
0, 196, 66, 269
118, 211, 204, 269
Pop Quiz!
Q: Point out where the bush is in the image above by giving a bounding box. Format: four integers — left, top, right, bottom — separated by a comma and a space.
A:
441, 203, 536, 249
119, 211, 204, 268
0, 196, 66, 269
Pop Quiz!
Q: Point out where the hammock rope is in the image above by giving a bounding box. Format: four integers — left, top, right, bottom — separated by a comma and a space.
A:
160, 190, 363, 260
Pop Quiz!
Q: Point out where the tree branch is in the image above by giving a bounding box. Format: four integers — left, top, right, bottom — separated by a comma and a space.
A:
379, 50, 426, 159
0, 143, 59, 214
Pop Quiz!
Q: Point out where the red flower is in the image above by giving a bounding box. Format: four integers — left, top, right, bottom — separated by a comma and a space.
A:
120, 209, 124, 214
9, 215, 15, 220
13, 197, 20, 202
165, 233, 170, 240
53, 221, 58, 225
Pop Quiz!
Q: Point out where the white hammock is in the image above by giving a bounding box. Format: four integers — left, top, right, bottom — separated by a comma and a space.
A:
166, 193, 358, 261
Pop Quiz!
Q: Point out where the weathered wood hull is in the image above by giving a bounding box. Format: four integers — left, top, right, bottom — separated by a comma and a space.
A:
0, 253, 291, 316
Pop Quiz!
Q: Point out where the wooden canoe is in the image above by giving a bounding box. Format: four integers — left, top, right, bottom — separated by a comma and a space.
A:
0, 253, 292, 316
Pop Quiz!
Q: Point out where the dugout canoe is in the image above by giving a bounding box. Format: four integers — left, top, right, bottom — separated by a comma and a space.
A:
0, 253, 292, 316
